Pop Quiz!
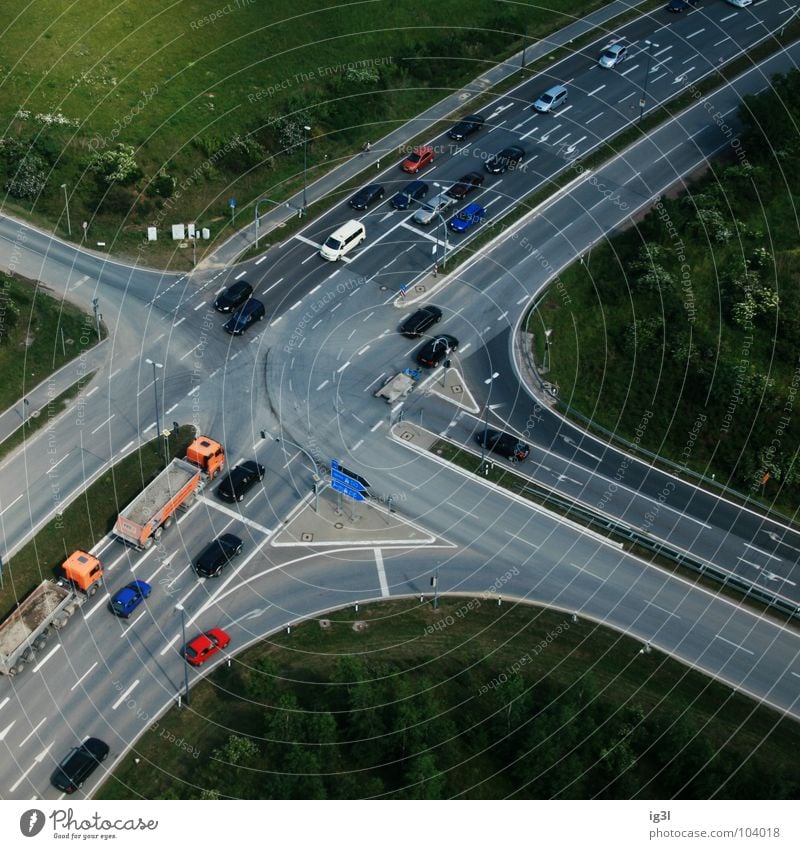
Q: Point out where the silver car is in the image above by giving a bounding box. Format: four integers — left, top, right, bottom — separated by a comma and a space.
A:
598, 43, 627, 68
413, 192, 454, 225
532, 84, 568, 113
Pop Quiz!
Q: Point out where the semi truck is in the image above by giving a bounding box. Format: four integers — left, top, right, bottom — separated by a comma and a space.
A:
0, 550, 104, 677
113, 435, 225, 550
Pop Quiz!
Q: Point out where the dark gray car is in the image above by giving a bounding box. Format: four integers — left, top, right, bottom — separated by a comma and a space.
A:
194, 533, 243, 578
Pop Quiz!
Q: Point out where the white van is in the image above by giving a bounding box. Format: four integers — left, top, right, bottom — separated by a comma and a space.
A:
319, 219, 366, 261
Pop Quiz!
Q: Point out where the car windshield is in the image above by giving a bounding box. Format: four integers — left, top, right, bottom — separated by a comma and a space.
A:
541, 94, 553, 103
408, 152, 421, 163
324, 236, 343, 250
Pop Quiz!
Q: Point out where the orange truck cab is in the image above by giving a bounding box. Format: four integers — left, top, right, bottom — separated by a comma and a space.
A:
61, 550, 104, 594
185, 436, 225, 479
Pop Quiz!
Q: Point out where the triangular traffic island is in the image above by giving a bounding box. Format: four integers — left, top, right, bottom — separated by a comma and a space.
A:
423, 367, 480, 413
270, 488, 440, 547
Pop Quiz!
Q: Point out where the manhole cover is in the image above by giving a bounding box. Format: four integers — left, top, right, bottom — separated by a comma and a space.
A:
319, 619, 331, 629
400, 430, 415, 441
452, 384, 463, 394
334, 522, 343, 529
352, 621, 368, 632
414, 285, 425, 293
301, 532, 313, 542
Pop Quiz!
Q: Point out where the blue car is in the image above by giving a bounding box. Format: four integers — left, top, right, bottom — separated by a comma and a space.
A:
109, 580, 151, 618
390, 180, 429, 210
448, 203, 486, 233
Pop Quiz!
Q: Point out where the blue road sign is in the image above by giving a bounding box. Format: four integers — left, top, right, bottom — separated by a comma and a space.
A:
229, 198, 236, 208
331, 459, 370, 492
330, 479, 366, 502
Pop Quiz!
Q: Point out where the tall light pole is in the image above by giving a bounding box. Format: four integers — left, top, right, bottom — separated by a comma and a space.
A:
60, 183, 71, 237
175, 603, 190, 706
431, 183, 451, 269
145, 358, 163, 446
302, 124, 311, 217
639, 40, 660, 123
271, 433, 321, 512
543, 329, 553, 373
431, 565, 440, 609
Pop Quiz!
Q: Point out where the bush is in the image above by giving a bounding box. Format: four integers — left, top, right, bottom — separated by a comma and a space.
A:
88, 143, 141, 185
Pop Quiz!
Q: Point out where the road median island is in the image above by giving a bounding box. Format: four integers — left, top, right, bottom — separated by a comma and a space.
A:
97, 595, 799, 800
0, 426, 195, 622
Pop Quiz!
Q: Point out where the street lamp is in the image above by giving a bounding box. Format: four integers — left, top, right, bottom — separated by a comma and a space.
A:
639, 40, 660, 123
431, 183, 451, 269
479, 374, 501, 472
175, 603, 190, 706
60, 183, 71, 237
145, 358, 163, 450
431, 566, 440, 609
270, 433, 321, 513
302, 124, 311, 216
543, 329, 553, 373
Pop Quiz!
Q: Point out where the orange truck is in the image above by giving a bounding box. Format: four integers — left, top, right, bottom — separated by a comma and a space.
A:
113, 435, 225, 550
0, 550, 104, 677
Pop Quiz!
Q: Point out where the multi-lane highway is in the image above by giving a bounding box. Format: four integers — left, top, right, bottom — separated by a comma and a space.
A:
0, 0, 799, 799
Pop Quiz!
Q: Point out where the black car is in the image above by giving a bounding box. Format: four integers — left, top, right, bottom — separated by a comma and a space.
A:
224, 298, 265, 335
666, 0, 695, 10
485, 145, 525, 174
416, 334, 458, 368
448, 113, 486, 141
194, 533, 244, 578
51, 738, 109, 794
447, 171, 485, 200
214, 280, 253, 313
390, 180, 429, 210
399, 305, 443, 338
476, 428, 530, 461
348, 184, 385, 210
217, 460, 265, 502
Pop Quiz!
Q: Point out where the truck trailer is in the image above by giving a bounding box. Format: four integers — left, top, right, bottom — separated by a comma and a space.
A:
113, 435, 225, 549
0, 551, 103, 677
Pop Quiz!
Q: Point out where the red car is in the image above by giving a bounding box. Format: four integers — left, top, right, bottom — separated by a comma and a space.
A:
184, 627, 231, 666
401, 145, 434, 174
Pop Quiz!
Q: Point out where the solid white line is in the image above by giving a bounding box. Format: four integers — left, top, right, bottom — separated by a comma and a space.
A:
374, 548, 389, 597
70, 662, 99, 692
112, 679, 140, 710
714, 635, 754, 656
90, 413, 115, 435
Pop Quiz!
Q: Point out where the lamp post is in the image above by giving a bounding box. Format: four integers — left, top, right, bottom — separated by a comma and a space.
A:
431, 184, 451, 269
60, 183, 71, 237
639, 40, 660, 123
431, 565, 440, 609
302, 125, 311, 217
145, 358, 163, 452
543, 329, 553, 373
175, 603, 190, 706
272, 434, 321, 512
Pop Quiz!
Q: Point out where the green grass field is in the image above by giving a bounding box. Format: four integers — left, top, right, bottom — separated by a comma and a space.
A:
0, 0, 607, 265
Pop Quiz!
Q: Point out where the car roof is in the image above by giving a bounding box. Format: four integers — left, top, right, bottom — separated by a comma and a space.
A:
462, 203, 484, 214
605, 44, 625, 53
544, 84, 567, 94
